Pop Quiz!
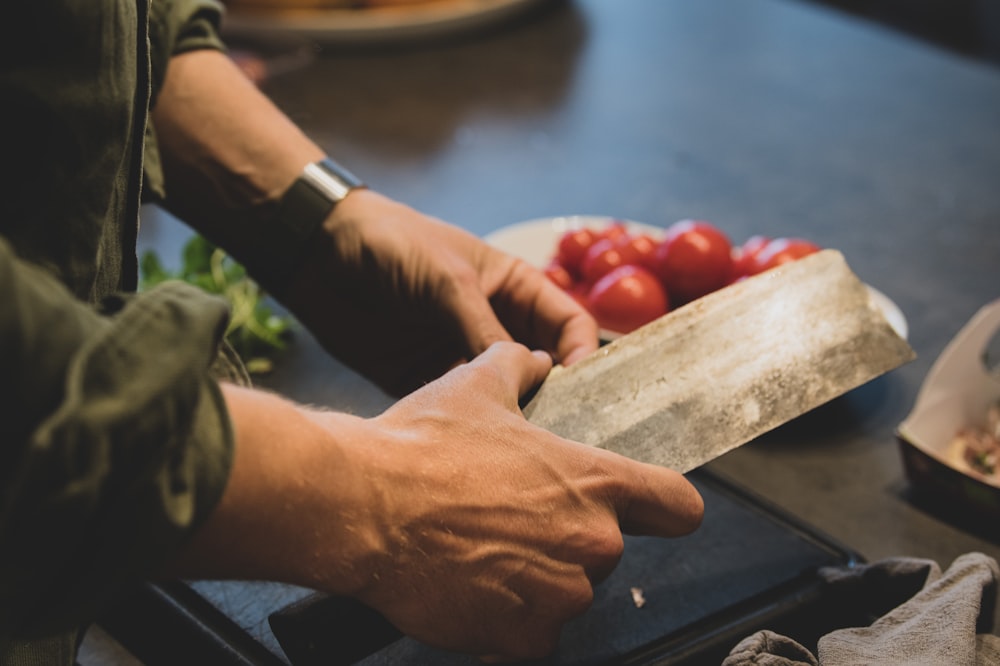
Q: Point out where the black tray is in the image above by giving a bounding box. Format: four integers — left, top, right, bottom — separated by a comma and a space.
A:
267, 468, 861, 665
101, 468, 861, 665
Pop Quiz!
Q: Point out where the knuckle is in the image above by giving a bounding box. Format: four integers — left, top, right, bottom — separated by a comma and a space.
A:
599, 528, 626, 562
445, 261, 485, 297
565, 580, 596, 617
491, 582, 593, 660
584, 529, 625, 584
468, 352, 512, 388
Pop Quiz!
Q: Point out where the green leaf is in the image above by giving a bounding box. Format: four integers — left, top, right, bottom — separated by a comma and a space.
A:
181, 235, 217, 278
139, 234, 294, 375
139, 250, 173, 290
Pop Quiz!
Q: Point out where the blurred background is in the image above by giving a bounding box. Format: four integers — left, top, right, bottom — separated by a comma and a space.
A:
806, 0, 1000, 66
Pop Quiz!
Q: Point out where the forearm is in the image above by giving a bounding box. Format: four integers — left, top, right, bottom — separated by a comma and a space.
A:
151, 49, 327, 290
151, 46, 598, 393
165, 383, 384, 597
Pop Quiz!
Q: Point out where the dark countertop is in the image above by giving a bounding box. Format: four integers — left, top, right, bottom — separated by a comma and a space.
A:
129, 0, 1000, 661
249, 0, 1000, 567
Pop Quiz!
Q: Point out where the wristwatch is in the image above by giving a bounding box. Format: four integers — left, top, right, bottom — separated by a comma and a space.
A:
277, 157, 366, 240
264, 157, 365, 292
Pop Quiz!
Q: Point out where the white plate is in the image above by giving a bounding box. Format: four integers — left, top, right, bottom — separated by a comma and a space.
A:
484, 215, 910, 341
222, 0, 552, 44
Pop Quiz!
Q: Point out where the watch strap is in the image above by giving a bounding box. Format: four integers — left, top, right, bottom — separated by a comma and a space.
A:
277, 157, 365, 242
260, 158, 365, 293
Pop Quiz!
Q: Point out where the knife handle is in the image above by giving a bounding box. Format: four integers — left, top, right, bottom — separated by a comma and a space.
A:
268, 593, 402, 666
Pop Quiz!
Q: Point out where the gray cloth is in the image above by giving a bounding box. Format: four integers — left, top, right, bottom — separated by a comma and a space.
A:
724, 552, 1000, 666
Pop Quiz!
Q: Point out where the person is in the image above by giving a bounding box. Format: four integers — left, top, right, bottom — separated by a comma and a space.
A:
0, 1, 704, 663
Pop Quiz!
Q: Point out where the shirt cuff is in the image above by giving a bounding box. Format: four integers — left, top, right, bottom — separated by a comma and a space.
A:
0, 243, 235, 637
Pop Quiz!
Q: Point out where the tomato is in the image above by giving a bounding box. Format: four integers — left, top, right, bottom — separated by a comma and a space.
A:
556, 228, 600, 275
597, 221, 630, 243
586, 265, 669, 334
547, 218, 821, 331
543, 261, 575, 291
730, 235, 771, 282
580, 237, 643, 284
750, 238, 821, 274
617, 233, 659, 271
569, 283, 590, 309
652, 220, 733, 303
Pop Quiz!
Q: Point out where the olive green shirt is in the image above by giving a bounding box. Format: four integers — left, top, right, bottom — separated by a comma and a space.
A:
0, 0, 236, 656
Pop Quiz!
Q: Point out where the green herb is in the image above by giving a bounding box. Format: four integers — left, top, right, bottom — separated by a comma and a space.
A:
140, 235, 294, 375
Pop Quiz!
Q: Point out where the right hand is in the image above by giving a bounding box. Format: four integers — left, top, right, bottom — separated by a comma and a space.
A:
173, 342, 702, 661
322, 342, 704, 660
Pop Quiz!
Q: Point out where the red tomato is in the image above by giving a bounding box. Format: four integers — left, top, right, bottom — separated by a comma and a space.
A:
586, 265, 669, 334
751, 238, 821, 274
652, 220, 733, 302
729, 236, 771, 283
617, 233, 659, 271
580, 238, 643, 284
543, 261, 575, 291
556, 228, 600, 275
597, 221, 630, 243
569, 283, 590, 309
730, 235, 771, 281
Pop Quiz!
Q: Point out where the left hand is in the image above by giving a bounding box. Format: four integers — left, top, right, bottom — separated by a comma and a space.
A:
282, 189, 599, 395
149, 50, 593, 393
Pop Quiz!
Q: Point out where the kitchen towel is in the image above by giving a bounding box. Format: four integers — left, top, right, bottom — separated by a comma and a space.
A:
724, 551, 1000, 666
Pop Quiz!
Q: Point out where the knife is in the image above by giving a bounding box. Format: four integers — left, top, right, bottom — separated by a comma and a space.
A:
522, 249, 915, 472
269, 250, 914, 664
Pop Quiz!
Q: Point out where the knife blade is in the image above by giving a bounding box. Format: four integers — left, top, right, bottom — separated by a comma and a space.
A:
522, 249, 915, 472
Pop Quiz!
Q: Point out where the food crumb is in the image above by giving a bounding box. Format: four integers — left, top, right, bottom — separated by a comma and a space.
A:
630, 587, 646, 609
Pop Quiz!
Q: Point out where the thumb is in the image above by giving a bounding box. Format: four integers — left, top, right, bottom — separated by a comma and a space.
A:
611, 459, 704, 537
470, 342, 554, 403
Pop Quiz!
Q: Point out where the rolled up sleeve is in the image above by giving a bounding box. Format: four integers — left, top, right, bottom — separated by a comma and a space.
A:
0, 237, 234, 637
145, 0, 227, 202
152, 0, 226, 55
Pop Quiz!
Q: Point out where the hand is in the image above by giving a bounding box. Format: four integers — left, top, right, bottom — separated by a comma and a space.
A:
282, 189, 599, 395
171, 343, 703, 661
150, 50, 595, 394
313, 342, 704, 660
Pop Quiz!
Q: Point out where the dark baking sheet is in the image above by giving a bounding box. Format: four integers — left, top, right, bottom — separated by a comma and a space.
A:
268, 468, 861, 665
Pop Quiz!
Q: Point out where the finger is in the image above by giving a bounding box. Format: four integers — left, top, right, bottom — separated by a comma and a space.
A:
528, 277, 600, 366
471, 342, 553, 400
553, 306, 600, 366
607, 456, 705, 537
448, 280, 516, 357
490, 261, 599, 366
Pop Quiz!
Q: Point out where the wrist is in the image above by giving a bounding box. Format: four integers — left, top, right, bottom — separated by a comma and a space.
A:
166, 384, 385, 597
279, 186, 383, 312
277, 158, 366, 238
261, 158, 366, 296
